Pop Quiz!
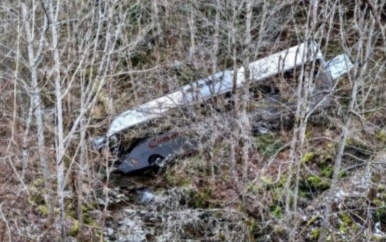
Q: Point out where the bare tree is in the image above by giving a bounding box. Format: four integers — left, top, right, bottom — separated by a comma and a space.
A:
21, 2, 55, 224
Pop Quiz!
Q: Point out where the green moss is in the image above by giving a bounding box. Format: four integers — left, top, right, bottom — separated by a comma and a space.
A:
339, 222, 348, 234
340, 213, 352, 224
306, 176, 320, 186
37, 205, 50, 216
299, 191, 309, 199
372, 199, 384, 207
339, 213, 353, 234
306, 215, 319, 227
33, 178, 45, 186
67, 209, 77, 219
345, 137, 354, 145
85, 67, 97, 80
305, 131, 313, 139
320, 166, 333, 178
68, 218, 79, 236
376, 131, 386, 144
64, 202, 99, 228
29, 177, 47, 206
310, 228, 320, 240
306, 176, 330, 190
270, 205, 283, 218
378, 184, 386, 191
301, 152, 316, 164
83, 214, 95, 226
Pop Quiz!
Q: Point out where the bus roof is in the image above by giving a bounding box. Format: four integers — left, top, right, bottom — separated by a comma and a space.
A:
107, 42, 324, 137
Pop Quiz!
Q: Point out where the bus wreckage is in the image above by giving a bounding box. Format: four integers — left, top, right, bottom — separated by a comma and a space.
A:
93, 42, 353, 174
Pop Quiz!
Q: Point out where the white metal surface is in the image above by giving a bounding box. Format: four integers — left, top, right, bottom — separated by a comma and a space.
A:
326, 54, 353, 80
107, 42, 323, 137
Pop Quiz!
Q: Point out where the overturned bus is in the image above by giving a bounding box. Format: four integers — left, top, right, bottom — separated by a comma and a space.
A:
93, 42, 353, 174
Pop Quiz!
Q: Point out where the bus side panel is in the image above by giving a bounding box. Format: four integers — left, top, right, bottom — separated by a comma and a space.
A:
118, 154, 151, 173
130, 131, 197, 160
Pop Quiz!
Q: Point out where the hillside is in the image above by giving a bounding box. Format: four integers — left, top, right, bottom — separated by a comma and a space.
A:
0, 0, 386, 241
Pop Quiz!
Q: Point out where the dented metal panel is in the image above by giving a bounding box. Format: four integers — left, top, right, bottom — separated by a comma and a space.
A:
107, 42, 323, 137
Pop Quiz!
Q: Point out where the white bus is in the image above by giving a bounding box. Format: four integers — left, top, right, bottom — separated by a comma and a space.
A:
93, 42, 353, 174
